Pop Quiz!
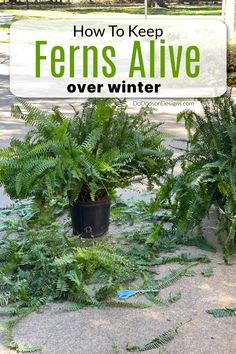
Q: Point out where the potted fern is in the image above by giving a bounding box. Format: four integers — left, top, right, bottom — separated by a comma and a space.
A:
0, 98, 172, 237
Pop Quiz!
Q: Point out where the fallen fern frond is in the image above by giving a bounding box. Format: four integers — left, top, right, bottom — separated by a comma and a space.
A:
126, 324, 180, 351
7, 341, 41, 353
105, 300, 151, 309
144, 293, 168, 307
156, 263, 199, 290
62, 303, 84, 312
155, 253, 210, 265
201, 266, 214, 277
206, 307, 236, 318
168, 292, 181, 303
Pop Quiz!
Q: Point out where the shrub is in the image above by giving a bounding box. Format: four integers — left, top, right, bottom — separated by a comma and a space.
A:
227, 44, 236, 87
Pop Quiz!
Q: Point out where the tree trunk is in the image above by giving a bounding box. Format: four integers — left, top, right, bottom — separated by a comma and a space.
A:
156, 0, 169, 8
147, 0, 155, 7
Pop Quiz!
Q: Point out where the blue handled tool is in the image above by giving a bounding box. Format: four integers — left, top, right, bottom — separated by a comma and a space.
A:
117, 289, 159, 299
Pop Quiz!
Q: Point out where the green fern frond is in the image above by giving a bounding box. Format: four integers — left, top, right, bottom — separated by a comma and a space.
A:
112, 343, 120, 354
13, 98, 56, 131
95, 282, 120, 301
3, 98, 172, 203
53, 254, 75, 267
168, 292, 181, 303
206, 307, 236, 318
81, 128, 102, 151
172, 93, 236, 263
63, 303, 83, 312
7, 340, 41, 353
144, 293, 168, 307
156, 263, 198, 290
0, 307, 17, 315
74, 245, 136, 279
0, 158, 22, 169
126, 325, 180, 351
155, 253, 210, 265
201, 267, 214, 277
25, 140, 62, 157
0, 293, 11, 306
56, 278, 69, 293
106, 300, 151, 309
65, 270, 94, 305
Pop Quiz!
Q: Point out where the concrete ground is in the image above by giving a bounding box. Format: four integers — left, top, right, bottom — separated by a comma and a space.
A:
10, 247, 236, 354
0, 13, 236, 354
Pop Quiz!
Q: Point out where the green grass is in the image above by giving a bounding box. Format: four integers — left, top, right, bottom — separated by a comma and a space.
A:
0, 5, 222, 43
1, 5, 222, 17
67, 5, 222, 16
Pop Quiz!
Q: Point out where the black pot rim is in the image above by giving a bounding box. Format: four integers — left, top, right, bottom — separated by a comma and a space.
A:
72, 199, 110, 207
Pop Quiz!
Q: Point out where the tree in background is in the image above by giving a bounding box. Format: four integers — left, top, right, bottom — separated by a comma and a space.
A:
148, 0, 168, 8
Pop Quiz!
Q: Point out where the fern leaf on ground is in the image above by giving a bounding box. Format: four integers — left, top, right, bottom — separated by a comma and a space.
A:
95, 282, 121, 301
168, 292, 181, 304
126, 325, 180, 351
53, 254, 75, 267
62, 303, 84, 312
201, 267, 214, 277
105, 301, 151, 309
7, 340, 41, 353
156, 263, 199, 290
112, 343, 121, 354
144, 293, 168, 307
206, 307, 236, 318
155, 253, 209, 265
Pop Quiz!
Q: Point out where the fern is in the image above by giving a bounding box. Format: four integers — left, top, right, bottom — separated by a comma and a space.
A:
168, 292, 181, 303
112, 344, 121, 354
12, 98, 56, 132
154, 253, 209, 265
206, 307, 236, 318
7, 341, 41, 353
0, 306, 17, 315
156, 92, 236, 263
127, 261, 194, 309
81, 128, 102, 151
126, 325, 180, 351
62, 303, 84, 312
0, 293, 10, 306
182, 235, 216, 253
105, 301, 151, 309
95, 282, 121, 301
2, 98, 172, 204
53, 254, 75, 267
201, 267, 214, 277
144, 293, 168, 307
156, 263, 199, 290
73, 245, 137, 283
3, 308, 42, 353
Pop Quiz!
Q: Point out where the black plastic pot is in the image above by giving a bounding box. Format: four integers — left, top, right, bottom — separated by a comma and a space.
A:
70, 200, 110, 238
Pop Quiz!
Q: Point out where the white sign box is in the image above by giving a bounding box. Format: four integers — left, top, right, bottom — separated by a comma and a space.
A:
10, 17, 227, 98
